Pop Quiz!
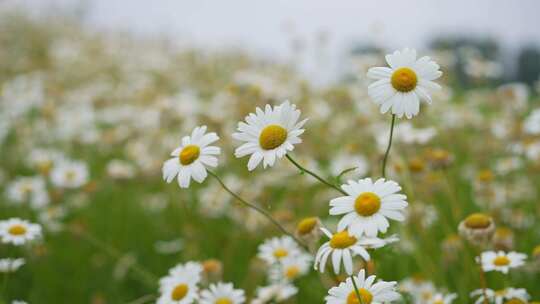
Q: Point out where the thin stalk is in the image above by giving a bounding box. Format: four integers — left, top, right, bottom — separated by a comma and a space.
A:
350, 274, 364, 304
73, 228, 157, 287
476, 253, 489, 304
208, 170, 307, 249
285, 154, 346, 195
381, 114, 396, 178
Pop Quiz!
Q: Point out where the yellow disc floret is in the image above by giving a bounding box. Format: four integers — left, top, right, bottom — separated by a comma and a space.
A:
216, 298, 233, 304
391, 67, 418, 92
464, 213, 492, 229
330, 231, 357, 249
273, 248, 288, 259
259, 125, 287, 150
179, 145, 200, 165
347, 288, 373, 304
8, 225, 27, 236
297, 217, 318, 235
355, 192, 381, 216
285, 266, 300, 279
171, 284, 189, 301
493, 255, 511, 266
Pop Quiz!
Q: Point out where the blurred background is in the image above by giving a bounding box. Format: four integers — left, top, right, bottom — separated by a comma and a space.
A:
14, 0, 540, 84
1, 1, 540, 303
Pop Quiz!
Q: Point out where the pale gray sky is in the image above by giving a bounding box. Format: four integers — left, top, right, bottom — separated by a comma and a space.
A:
11, 0, 540, 82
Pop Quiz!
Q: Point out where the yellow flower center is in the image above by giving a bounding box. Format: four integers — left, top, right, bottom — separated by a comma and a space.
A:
477, 169, 494, 182
505, 299, 525, 304
464, 213, 491, 229
66, 170, 76, 181
391, 67, 418, 92
354, 192, 381, 216
495, 290, 507, 297
179, 145, 200, 165
533, 245, 540, 257
171, 284, 189, 301
347, 288, 373, 304
433, 300, 444, 304
273, 248, 288, 259
215, 298, 233, 304
259, 125, 287, 150
285, 266, 300, 279
8, 225, 27, 236
297, 217, 317, 235
408, 158, 425, 172
493, 255, 510, 266
330, 231, 357, 249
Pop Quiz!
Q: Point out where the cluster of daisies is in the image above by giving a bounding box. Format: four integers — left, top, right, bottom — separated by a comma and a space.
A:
161, 48, 445, 303
0, 217, 42, 304
157, 261, 245, 304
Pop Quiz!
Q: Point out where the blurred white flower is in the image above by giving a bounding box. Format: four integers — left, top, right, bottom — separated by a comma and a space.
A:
199, 282, 245, 304
325, 269, 400, 304
0, 218, 42, 246
50, 160, 89, 189
257, 236, 302, 265
5, 176, 49, 209
0, 258, 25, 273
251, 283, 298, 304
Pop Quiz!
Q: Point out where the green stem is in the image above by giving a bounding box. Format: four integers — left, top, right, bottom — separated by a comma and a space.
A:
73, 229, 157, 287
381, 114, 396, 178
350, 274, 364, 304
208, 170, 307, 249
285, 154, 346, 195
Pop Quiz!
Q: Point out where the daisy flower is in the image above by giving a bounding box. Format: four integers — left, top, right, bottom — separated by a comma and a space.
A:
199, 282, 246, 304
471, 288, 530, 304
330, 178, 408, 237
325, 269, 400, 304
478, 251, 526, 274
367, 48, 442, 119
269, 253, 312, 282
0, 258, 25, 273
232, 101, 307, 171
257, 236, 302, 265
0, 218, 42, 246
158, 262, 202, 304
251, 283, 298, 304
162, 126, 220, 188
5, 176, 50, 209
50, 160, 89, 189
315, 228, 376, 275
428, 293, 457, 304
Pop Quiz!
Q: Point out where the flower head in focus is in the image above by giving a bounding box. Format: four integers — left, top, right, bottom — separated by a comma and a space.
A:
478, 250, 526, 274
367, 48, 442, 119
162, 126, 220, 188
330, 178, 408, 237
325, 269, 400, 304
233, 101, 306, 170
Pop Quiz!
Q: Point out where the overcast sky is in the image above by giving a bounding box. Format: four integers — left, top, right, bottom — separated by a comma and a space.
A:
12, 0, 540, 82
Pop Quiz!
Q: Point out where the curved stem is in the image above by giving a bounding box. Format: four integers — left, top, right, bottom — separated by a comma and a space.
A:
285, 154, 346, 195
72, 228, 157, 287
381, 114, 396, 178
208, 170, 307, 249
350, 274, 364, 304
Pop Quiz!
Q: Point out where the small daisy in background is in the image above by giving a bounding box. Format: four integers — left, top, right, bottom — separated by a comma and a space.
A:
478, 250, 526, 274
157, 262, 202, 304
5, 176, 50, 209
330, 178, 408, 237
0, 258, 25, 273
471, 288, 530, 304
233, 101, 307, 171
427, 293, 457, 304
269, 253, 312, 282
0, 218, 42, 246
199, 282, 246, 304
162, 126, 220, 188
251, 282, 298, 304
367, 48, 442, 119
257, 236, 302, 265
50, 160, 89, 189
325, 269, 400, 304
